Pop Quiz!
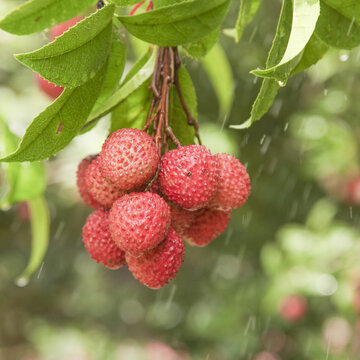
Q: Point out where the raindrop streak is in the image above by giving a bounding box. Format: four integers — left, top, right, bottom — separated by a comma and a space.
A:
326, 339, 330, 360
349, 206, 353, 219
37, 262, 45, 279
54, 221, 65, 241
224, 227, 233, 246
166, 285, 176, 310
260, 136, 272, 155
347, 17, 355, 36
284, 122, 289, 132
220, 115, 228, 133
244, 315, 256, 335
249, 25, 258, 43
260, 135, 266, 145
289, 201, 298, 220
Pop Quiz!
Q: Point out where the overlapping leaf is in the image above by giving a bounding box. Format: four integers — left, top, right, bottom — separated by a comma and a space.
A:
16, 5, 115, 88
252, 0, 320, 83
0, 0, 95, 35
117, 0, 231, 46
183, 28, 220, 59
86, 49, 156, 125
0, 62, 107, 162
232, 0, 292, 129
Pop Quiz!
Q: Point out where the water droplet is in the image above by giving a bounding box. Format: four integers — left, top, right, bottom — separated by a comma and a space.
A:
16, 277, 29, 287
340, 54, 349, 62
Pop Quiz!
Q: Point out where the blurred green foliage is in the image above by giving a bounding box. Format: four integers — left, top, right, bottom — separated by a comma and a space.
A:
2, 1, 360, 359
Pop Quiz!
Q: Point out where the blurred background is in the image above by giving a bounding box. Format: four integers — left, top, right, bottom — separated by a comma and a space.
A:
1, 0, 360, 359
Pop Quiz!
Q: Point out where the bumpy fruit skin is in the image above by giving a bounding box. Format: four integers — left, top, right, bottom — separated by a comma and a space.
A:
76, 155, 102, 209
279, 295, 307, 322
109, 192, 171, 256
36, 73, 64, 99
126, 227, 185, 289
82, 209, 126, 270
159, 145, 218, 210
183, 209, 231, 247
85, 158, 125, 209
210, 153, 251, 211
50, 16, 83, 40
98, 129, 159, 191
170, 203, 196, 235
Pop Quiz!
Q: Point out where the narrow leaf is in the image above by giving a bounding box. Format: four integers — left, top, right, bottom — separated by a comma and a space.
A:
0, 0, 95, 35
86, 49, 156, 125
183, 28, 220, 59
235, 0, 262, 42
16, 197, 50, 286
168, 67, 197, 147
201, 43, 234, 117
117, 0, 231, 46
0, 118, 46, 207
110, 81, 152, 133
0, 62, 107, 162
16, 5, 115, 88
109, 0, 140, 6
251, 0, 320, 83
291, 33, 328, 75
232, 0, 292, 129
315, 1, 360, 50
95, 31, 126, 105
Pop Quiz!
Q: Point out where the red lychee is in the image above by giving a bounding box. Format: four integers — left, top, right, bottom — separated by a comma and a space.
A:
126, 227, 185, 289
76, 155, 102, 209
85, 158, 125, 208
50, 16, 83, 40
183, 209, 231, 247
210, 153, 251, 211
279, 294, 307, 322
82, 209, 126, 270
159, 145, 218, 210
109, 192, 171, 256
98, 128, 159, 191
345, 176, 360, 206
36, 73, 64, 99
169, 203, 196, 235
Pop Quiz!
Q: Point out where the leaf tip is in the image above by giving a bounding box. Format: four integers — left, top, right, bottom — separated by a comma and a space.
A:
229, 118, 252, 130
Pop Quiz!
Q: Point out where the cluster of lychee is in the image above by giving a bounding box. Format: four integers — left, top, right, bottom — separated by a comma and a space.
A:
77, 128, 251, 289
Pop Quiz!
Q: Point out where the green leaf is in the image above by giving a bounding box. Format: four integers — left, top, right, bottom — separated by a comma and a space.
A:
122, 48, 153, 86
15, 5, 115, 88
315, 1, 360, 50
231, 0, 292, 129
95, 31, 126, 106
117, 0, 231, 46
85, 48, 156, 126
235, 0, 262, 42
251, 0, 320, 83
0, 0, 95, 35
201, 43, 234, 117
323, 0, 360, 26
183, 28, 220, 59
16, 197, 50, 286
109, 0, 140, 6
168, 67, 197, 146
110, 80, 152, 133
291, 33, 328, 75
0, 118, 46, 207
0, 62, 107, 162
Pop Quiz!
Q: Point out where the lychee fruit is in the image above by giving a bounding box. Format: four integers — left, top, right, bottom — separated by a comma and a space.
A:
183, 209, 231, 247
126, 227, 185, 289
50, 16, 83, 40
76, 155, 102, 209
82, 209, 126, 270
169, 203, 196, 235
210, 153, 251, 211
98, 128, 159, 191
345, 176, 360, 206
159, 145, 218, 210
279, 294, 307, 322
109, 192, 171, 256
85, 157, 125, 208
36, 73, 64, 99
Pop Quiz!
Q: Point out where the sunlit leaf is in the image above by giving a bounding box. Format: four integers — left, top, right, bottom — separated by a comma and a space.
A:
16, 5, 115, 88
0, 0, 95, 35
